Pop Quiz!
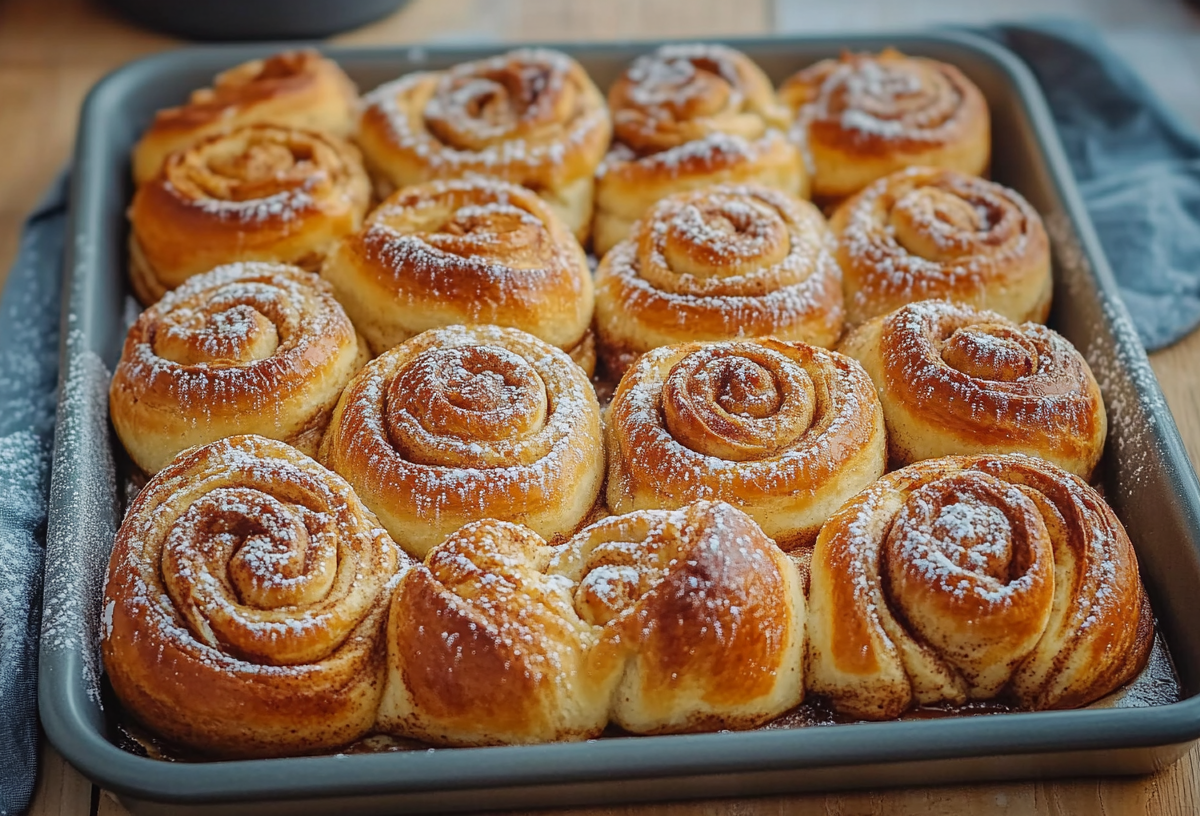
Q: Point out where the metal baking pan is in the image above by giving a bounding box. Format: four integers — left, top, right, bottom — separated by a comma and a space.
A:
39, 31, 1200, 815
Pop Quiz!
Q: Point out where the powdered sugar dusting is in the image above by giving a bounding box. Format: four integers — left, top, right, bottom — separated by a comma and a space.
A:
609, 338, 879, 524
113, 262, 356, 439
786, 51, 974, 153
327, 325, 601, 545
598, 185, 841, 348
363, 48, 607, 183
42, 339, 116, 704
838, 168, 1044, 320
106, 436, 401, 681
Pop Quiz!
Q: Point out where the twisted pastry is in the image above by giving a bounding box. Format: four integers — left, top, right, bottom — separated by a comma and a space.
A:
377, 501, 805, 745
808, 454, 1154, 720
831, 167, 1052, 326
358, 48, 610, 241
779, 49, 990, 201
606, 337, 885, 549
101, 436, 404, 758
377, 519, 608, 746
594, 44, 806, 257
132, 50, 360, 185
320, 325, 605, 559
551, 501, 806, 734
840, 300, 1106, 477
129, 124, 371, 304
320, 178, 595, 369
110, 262, 368, 475
594, 184, 844, 377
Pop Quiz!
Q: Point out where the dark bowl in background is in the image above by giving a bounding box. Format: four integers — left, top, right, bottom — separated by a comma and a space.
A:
105, 0, 411, 40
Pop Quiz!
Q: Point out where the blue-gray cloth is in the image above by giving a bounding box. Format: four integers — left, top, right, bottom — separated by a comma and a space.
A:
3, 21, 1200, 814
0, 173, 66, 816
979, 20, 1200, 351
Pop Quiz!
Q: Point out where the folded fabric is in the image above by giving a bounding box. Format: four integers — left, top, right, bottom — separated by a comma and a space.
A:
0, 173, 67, 816
979, 21, 1200, 350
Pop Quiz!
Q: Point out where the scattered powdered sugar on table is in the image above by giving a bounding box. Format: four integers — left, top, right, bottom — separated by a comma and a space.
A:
0, 429, 51, 650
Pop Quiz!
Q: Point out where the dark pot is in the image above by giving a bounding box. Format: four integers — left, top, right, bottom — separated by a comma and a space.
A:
105, 0, 411, 40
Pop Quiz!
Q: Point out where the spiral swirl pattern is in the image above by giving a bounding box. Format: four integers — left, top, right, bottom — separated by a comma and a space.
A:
606, 337, 885, 548
594, 44, 806, 257
320, 324, 605, 558
594, 184, 844, 377
132, 49, 360, 185
128, 124, 370, 303
808, 454, 1153, 720
840, 300, 1107, 477
358, 48, 611, 240
831, 167, 1052, 326
779, 49, 990, 200
609, 43, 789, 155
101, 436, 404, 758
549, 501, 806, 734
110, 262, 367, 475
320, 178, 594, 368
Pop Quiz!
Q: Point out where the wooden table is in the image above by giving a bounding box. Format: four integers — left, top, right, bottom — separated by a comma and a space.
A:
5, 0, 1200, 813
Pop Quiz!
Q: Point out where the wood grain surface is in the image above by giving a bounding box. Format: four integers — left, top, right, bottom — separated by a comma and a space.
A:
5, 0, 1200, 813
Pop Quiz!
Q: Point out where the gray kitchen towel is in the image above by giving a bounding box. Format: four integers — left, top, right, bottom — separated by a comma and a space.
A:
981, 21, 1200, 350
2, 19, 1200, 814
0, 173, 67, 816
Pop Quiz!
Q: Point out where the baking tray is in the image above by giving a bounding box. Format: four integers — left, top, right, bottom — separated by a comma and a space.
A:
38, 31, 1200, 815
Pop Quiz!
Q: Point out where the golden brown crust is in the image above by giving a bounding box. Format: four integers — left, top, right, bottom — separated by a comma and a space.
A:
132, 50, 360, 186
807, 454, 1153, 720
840, 300, 1106, 477
319, 324, 605, 559
109, 262, 368, 475
550, 501, 806, 734
594, 44, 807, 256
357, 48, 610, 241
779, 49, 990, 201
594, 184, 844, 379
100, 436, 405, 758
320, 178, 594, 367
830, 167, 1052, 326
377, 500, 805, 745
128, 125, 371, 303
606, 337, 886, 549
377, 519, 608, 746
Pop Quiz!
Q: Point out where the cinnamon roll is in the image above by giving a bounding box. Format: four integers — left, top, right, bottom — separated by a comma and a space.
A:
808, 454, 1153, 720
132, 50, 360, 185
594, 44, 807, 257
101, 436, 404, 758
779, 49, 990, 201
831, 167, 1052, 326
552, 501, 806, 734
594, 184, 844, 378
357, 48, 610, 242
606, 337, 886, 549
320, 178, 595, 369
840, 300, 1106, 477
320, 325, 605, 559
377, 519, 609, 746
129, 124, 371, 304
110, 262, 369, 475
